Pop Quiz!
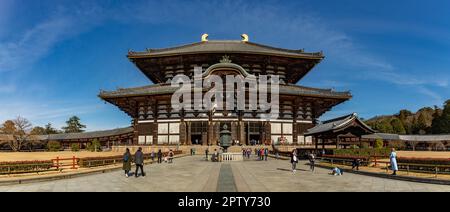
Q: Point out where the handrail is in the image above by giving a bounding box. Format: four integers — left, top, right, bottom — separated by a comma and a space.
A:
317, 156, 450, 177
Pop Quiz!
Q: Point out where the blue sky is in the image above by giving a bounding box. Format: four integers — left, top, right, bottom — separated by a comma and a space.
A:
1, 0, 449, 131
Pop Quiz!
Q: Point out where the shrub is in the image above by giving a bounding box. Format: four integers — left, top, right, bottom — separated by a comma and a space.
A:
375, 139, 384, 149
333, 148, 390, 158
71, 144, 80, 152
360, 142, 370, 149
86, 139, 102, 152
0, 160, 53, 175
47, 141, 61, 152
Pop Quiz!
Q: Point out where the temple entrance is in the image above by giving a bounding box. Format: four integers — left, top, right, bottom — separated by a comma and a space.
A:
246, 122, 263, 145
191, 134, 202, 145
249, 134, 261, 145
190, 121, 207, 145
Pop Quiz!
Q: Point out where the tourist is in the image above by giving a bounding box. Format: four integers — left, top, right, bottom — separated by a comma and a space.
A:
123, 148, 132, 178
218, 148, 223, 162
264, 148, 269, 161
157, 149, 162, 163
260, 148, 264, 161
151, 150, 155, 162
212, 149, 218, 162
134, 147, 145, 177
352, 158, 361, 171
255, 148, 259, 159
390, 148, 398, 175
332, 167, 342, 176
205, 148, 209, 161
168, 149, 174, 163
291, 149, 298, 172
246, 148, 251, 159
309, 152, 315, 172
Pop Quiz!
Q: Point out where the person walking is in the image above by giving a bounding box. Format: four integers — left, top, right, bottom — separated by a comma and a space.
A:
157, 149, 162, 164
390, 148, 398, 175
309, 152, 315, 172
206, 148, 210, 161
134, 147, 145, 177
352, 158, 361, 171
291, 149, 298, 173
264, 148, 269, 161
123, 148, 132, 178
151, 150, 155, 163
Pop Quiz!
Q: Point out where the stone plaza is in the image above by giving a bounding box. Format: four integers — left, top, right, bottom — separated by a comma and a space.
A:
0, 155, 449, 192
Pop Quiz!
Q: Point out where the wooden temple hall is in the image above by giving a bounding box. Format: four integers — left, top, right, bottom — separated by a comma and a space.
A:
99, 34, 352, 147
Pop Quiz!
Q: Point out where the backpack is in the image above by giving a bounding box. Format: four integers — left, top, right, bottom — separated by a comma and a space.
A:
123, 154, 129, 162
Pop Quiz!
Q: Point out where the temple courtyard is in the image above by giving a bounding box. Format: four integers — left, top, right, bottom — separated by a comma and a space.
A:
0, 155, 449, 192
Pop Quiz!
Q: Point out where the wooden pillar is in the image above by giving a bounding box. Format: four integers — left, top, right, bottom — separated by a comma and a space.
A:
207, 121, 213, 146
186, 122, 192, 145
315, 136, 318, 150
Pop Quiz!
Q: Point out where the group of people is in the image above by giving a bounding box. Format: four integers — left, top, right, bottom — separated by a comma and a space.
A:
240, 148, 269, 161
289, 148, 399, 176
122, 148, 175, 178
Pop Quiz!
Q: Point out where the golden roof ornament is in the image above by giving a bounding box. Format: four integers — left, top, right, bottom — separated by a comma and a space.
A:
220, 55, 232, 63
241, 34, 249, 42
201, 33, 209, 42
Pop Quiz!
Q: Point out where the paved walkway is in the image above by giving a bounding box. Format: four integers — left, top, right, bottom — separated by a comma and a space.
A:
0, 156, 449, 192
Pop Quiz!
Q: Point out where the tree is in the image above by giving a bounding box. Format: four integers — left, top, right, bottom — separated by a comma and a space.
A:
0, 117, 35, 152
416, 113, 428, 135
391, 118, 406, 134
45, 123, 61, 134
432, 100, 450, 134
30, 126, 46, 135
86, 139, 101, 152
62, 116, 86, 133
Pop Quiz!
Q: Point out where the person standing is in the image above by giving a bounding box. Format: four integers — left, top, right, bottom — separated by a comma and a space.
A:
309, 152, 315, 172
291, 149, 298, 173
390, 148, 398, 175
157, 149, 162, 164
168, 149, 174, 163
134, 147, 145, 177
205, 148, 209, 161
260, 149, 264, 161
123, 148, 132, 178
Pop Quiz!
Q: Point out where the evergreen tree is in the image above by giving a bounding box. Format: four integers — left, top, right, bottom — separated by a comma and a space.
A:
62, 116, 86, 133
45, 123, 60, 134
416, 113, 428, 134
390, 118, 406, 134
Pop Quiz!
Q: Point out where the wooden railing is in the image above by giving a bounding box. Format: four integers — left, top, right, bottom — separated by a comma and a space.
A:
318, 156, 450, 178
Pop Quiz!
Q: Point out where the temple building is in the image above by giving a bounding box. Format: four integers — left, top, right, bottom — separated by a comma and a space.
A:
99, 34, 352, 147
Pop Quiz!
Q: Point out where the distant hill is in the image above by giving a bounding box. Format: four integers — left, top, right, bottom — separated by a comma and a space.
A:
365, 105, 444, 135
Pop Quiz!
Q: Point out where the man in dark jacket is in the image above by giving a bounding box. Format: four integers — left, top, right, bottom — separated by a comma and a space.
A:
134, 147, 145, 177
157, 149, 162, 163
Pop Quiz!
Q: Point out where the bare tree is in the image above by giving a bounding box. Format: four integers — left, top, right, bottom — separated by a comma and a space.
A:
0, 116, 34, 152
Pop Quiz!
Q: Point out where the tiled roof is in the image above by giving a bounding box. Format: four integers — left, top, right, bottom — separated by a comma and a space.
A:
128, 40, 323, 59
99, 83, 351, 99
305, 113, 375, 136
